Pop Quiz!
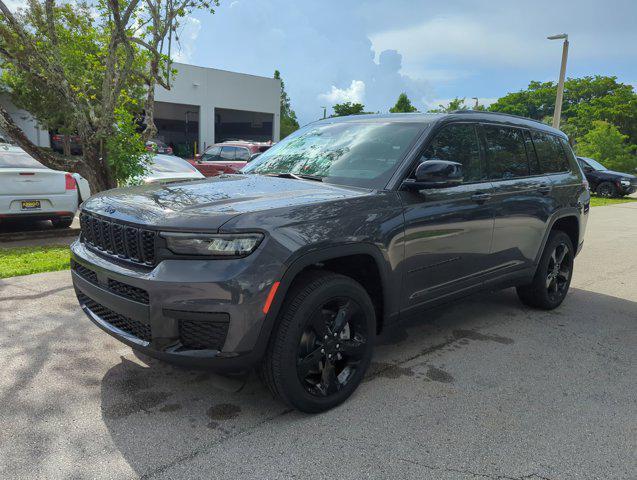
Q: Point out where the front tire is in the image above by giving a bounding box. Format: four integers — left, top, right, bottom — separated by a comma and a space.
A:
596, 181, 618, 198
516, 230, 574, 310
260, 270, 375, 413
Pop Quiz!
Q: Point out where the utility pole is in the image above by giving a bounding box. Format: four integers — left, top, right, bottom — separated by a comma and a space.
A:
547, 33, 569, 129
321, 106, 327, 119
472, 97, 479, 109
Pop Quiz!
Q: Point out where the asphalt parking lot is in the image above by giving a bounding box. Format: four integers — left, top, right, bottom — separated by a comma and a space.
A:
1, 204, 635, 480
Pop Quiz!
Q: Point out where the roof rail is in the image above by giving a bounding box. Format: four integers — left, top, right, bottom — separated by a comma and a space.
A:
448, 109, 549, 126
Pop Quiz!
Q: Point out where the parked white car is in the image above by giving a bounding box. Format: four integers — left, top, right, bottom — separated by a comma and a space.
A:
141, 154, 205, 184
0, 144, 90, 228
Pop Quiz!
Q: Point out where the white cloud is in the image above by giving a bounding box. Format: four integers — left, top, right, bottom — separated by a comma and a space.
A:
318, 80, 366, 105
370, 15, 543, 71
172, 17, 202, 64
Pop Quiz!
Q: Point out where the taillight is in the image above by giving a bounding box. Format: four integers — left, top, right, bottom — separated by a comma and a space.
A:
52, 135, 62, 141
582, 178, 589, 190
65, 173, 76, 190
167, 147, 173, 154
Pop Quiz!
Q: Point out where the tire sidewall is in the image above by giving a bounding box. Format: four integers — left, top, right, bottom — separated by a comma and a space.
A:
275, 275, 376, 413
535, 231, 574, 308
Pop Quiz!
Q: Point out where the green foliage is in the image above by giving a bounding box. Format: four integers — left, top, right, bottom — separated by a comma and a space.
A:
107, 106, 152, 185
428, 97, 468, 113
274, 69, 299, 138
489, 76, 637, 145
589, 196, 637, 207
390, 93, 418, 113
576, 121, 636, 173
0, 245, 70, 278
332, 102, 366, 116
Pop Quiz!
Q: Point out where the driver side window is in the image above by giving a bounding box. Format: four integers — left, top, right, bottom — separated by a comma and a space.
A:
416, 123, 485, 183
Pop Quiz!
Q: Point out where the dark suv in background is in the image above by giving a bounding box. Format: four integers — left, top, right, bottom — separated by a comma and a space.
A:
577, 156, 637, 197
71, 112, 589, 412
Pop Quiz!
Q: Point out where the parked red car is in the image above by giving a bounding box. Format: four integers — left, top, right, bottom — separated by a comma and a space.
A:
190, 141, 272, 177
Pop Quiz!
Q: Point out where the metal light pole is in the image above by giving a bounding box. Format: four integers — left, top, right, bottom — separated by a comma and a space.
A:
548, 33, 569, 129
321, 106, 327, 119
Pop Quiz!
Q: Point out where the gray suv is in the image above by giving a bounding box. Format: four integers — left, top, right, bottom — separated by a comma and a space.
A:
71, 112, 590, 412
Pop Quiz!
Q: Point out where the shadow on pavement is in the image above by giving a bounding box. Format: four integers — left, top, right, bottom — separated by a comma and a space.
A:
96, 286, 636, 477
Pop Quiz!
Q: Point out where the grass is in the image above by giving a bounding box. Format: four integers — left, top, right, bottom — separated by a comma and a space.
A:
589, 196, 637, 207
0, 245, 71, 279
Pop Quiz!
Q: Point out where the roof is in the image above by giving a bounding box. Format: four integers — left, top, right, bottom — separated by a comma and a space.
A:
314, 111, 566, 137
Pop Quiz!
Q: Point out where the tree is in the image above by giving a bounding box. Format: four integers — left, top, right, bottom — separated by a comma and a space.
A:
332, 102, 366, 117
0, 0, 217, 192
274, 69, 299, 138
428, 97, 468, 113
390, 93, 417, 113
489, 76, 637, 145
576, 121, 636, 173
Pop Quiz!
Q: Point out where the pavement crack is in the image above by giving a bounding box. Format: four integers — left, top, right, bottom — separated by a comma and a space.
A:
140, 408, 294, 479
397, 457, 519, 479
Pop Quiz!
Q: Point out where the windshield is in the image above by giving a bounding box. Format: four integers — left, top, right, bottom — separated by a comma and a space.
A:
242, 121, 425, 188
0, 148, 47, 169
580, 157, 607, 171
149, 154, 197, 173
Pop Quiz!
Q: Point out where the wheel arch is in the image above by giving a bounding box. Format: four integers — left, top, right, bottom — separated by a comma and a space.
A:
266, 243, 395, 338
535, 210, 581, 265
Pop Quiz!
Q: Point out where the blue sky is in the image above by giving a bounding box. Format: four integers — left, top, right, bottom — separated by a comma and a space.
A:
176, 0, 637, 125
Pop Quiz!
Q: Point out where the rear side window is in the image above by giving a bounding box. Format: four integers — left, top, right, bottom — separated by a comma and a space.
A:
531, 132, 569, 173
558, 138, 578, 170
483, 125, 529, 179
235, 147, 250, 161
419, 123, 484, 183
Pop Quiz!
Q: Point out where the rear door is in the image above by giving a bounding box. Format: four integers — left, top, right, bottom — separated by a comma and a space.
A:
398, 122, 496, 309
481, 124, 553, 275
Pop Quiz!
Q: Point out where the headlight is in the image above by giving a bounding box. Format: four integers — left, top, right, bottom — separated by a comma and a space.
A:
620, 179, 631, 186
161, 232, 264, 257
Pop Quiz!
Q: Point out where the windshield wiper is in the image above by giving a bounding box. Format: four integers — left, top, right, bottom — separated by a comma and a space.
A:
265, 172, 323, 182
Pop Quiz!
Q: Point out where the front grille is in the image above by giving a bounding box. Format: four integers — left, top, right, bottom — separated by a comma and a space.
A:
80, 212, 157, 266
71, 260, 98, 284
77, 291, 151, 342
107, 278, 149, 304
179, 319, 229, 351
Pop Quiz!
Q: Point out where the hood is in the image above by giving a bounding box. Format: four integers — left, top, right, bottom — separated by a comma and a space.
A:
82, 174, 370, 231
601, 170, 637, 179
142, 171, 204, 184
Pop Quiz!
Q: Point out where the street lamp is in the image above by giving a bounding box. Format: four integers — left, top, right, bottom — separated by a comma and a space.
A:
321, 106, 327, 119
547, 33, 569, 129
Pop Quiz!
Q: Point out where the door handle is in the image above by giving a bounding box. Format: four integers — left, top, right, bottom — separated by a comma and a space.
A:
471, 192, 492, 203
538, 185, 552, 195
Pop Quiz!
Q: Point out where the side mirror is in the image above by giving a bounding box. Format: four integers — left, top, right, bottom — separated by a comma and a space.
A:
249, 153, 261, 162
404, 160, 463, 189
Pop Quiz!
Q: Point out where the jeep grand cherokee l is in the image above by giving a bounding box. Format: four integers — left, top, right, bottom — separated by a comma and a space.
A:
71, 112, 589, 413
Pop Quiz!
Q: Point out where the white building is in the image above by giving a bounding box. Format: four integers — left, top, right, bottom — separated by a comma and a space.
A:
1, 62, 281, 156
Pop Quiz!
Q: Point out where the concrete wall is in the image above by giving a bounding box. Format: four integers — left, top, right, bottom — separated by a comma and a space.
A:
0, 94, 50, 148
154, 63, 281, 149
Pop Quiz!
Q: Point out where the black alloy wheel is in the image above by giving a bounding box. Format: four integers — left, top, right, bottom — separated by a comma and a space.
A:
545, 241, 571, 303
296, 297, 368, 397
596, 181, 617, 198
516, 230, 575, 310
260, 270, 375, 413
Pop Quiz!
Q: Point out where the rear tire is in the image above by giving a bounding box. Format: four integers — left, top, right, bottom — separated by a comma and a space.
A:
51, 217, 73, 229
596, 181, 617, 198
516, 230, 574, 310
259, 270, 375, 413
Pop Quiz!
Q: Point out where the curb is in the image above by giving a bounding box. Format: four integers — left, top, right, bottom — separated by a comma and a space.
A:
0, 228, 80, 243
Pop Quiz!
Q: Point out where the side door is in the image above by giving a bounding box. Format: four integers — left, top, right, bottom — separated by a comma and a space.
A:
216, 146, 238, 174
398, 122, 496, 310
198, 146, 222, 177
481, 124, 553, 276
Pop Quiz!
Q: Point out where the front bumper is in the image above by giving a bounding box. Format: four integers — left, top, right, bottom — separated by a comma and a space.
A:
70, 239, 283, 372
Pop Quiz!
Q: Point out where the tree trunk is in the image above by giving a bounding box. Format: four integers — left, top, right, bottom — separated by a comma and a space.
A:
0, 104, 114, 193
